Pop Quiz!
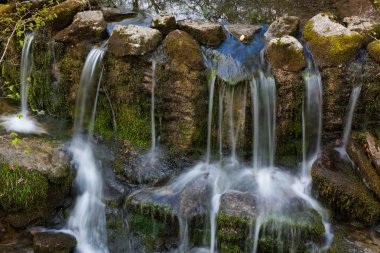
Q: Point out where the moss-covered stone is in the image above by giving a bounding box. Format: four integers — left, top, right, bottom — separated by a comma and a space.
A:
266, 36, 306, 72
367, 40, 380, 63
303, 13, 364, 67
311, 149, 380, 224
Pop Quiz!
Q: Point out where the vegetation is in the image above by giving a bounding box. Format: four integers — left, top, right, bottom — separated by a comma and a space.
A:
0, 161, 48, 212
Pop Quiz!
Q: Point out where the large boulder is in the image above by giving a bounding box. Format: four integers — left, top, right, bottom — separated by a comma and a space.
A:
150, 14, 177, 35
303, 13, 364, 67
0, 134, 72, 228
343, 16, 380, 42
367, 40, 380, 63
311, 148, 380, 224
177, 19, 226, 46
108, 25, 162, 56
264, 16, 300, 41
225, 24, 261, 44
32, 231, 77, 253
266, 36, 306, 72
100, 7, 136, 22
54, 10, 107, 43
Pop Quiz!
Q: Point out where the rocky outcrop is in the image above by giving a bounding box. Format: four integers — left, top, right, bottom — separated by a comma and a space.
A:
311, 148, 380, 224
303, 13, 364, 67
108, 25, 162, 56
368, 40, 380, 63
225, 24, 261, 44
177, 19, 226, 46
54, 10, 107, 43
157, 30, 207, 152
151, 14, 177, 35
100, 7, 136, 22
264, 16, 300, 41
32, 231, 77, 253
266, 36, 306, 72
0, 134, 72, 228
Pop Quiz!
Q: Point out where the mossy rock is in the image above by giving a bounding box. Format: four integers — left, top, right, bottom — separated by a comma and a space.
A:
303, 13, 364, 67
266, 35, 306, 72
367, 40, 380, 63
311, 149, 380, 224
0, 162, 48, 212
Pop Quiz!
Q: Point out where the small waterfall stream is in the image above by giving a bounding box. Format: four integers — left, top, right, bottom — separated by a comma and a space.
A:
67, 47, 109, 253
0, 33, 46, 134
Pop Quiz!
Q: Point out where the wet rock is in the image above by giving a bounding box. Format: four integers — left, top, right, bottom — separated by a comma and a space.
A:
108, 25, 162, 56
266, 35, 306, 72
219, 191, 257, 219
347, 135, 380, 199
368, 40, 380, 63
365, 133, 380, 173
32, 231, 77, 253
264, 16, 300, 41
54, 10, 106, 43
343, 16, 380, 42
163, 30, 204, 72
158, 30, 207, 152
303, 13, 364, 67
311, 148, 380, 224
177, 19, 226, 46
151, 14, 177, 35
225, 24, 261, 44
100, 7, 136, 22
0, 135, 70, 182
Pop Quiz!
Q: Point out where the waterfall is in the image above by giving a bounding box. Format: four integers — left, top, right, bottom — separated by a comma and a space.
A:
302, 60, 322, 178
250, 71, 276, 169
67, 47, 109, 253
20, 34, 34, 116
151, 59, 157, 154
0, 33, 46, 134
206, 72, 216, 165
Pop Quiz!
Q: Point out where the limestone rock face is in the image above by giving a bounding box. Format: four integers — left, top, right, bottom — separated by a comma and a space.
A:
303, 13, 364, 67
225, 24, 261, 44
158, 30, 207, 152
108, 25, 162, 56
343, 16, 380, 42
54, 10, 106, 43
100, 7, 136, 22
367, 40, 380, 63
264, 16, 300, 41
32, 231, 77, 253
311, 148, 380, 224
266, 35, 306, 72
177, 19, 226, 46
151, 14, 177, 35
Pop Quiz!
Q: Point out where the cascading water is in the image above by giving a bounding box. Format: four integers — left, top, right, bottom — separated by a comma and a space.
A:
151, 59, 157, 154
0, 33, 46, 134
67, 47, 109, 253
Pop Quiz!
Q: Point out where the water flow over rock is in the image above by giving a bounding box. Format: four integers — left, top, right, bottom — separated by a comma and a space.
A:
67, 47, 109, 253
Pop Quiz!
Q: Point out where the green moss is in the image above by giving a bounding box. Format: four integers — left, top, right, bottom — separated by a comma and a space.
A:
129, 213, 166, 236
0, 162, 48, 212
367, 40, 380, 63
303, 18, 364, 66
267, 38, 306, 72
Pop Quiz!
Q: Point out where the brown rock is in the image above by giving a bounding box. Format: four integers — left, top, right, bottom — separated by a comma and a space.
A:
151, 14, 177, 35
32, 231, 77, 253
177, 19, 226, 46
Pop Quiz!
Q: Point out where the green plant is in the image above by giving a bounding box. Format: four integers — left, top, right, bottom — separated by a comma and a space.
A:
0, 162, 48, 212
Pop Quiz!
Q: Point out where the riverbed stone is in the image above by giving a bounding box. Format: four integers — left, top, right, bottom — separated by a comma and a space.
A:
32, 231, 77, 253
368, 40, 380, 63
225, 24, 261, 44
264, 16, 300, 41
311, 148, 380, 224
177, 19, 226, 46
151, 14, 177, 35
266, 35, 306, 72
108, 25, 162, 56
100, 7, 136, 22
303, 13, 364, 67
